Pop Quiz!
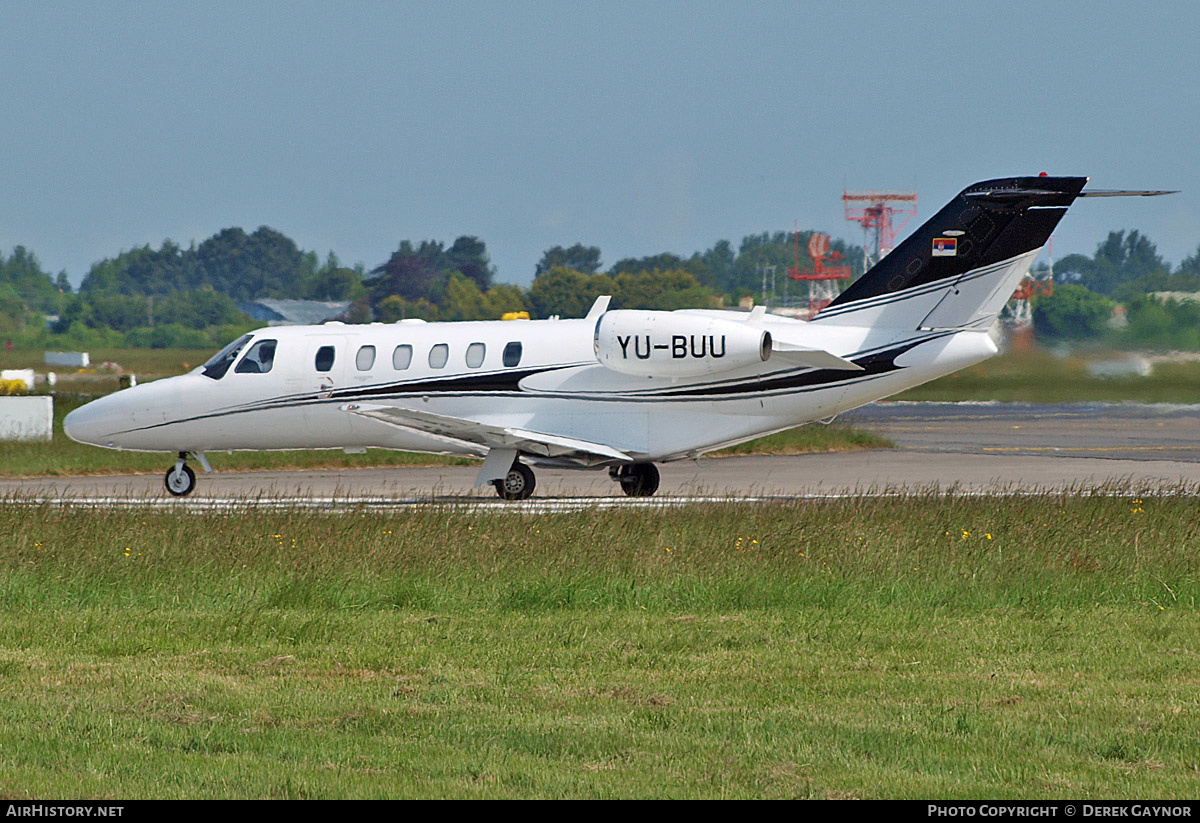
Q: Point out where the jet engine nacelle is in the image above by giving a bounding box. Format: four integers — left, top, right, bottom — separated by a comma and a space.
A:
594, 310, 771, 378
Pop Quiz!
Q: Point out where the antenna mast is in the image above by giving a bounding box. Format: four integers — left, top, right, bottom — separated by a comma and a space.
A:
843, 190, 918, 268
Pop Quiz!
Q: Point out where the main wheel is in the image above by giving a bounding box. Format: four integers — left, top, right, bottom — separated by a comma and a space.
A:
617, 462, 660, 497
493, 462, 536, 501
165, 463, 197, 497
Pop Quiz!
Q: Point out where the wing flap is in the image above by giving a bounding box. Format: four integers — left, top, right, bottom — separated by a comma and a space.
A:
341, 403, 632, 462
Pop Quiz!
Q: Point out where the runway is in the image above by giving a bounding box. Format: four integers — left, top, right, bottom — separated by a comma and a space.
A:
4, 402, 1200, 506
844, 400, 1200, 462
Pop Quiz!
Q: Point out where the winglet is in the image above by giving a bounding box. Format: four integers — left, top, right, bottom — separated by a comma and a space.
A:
585, 295, 611, 319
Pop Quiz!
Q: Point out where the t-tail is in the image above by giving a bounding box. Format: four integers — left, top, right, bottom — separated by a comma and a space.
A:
813, 175, 1090, 330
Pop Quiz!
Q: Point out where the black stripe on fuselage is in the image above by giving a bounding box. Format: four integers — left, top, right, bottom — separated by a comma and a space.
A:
103, 336, 945, 440
651, 338, 929, 397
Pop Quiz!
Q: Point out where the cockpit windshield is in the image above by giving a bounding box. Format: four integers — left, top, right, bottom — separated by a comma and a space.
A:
235, 339, 277, 374
202, 334, 252, 380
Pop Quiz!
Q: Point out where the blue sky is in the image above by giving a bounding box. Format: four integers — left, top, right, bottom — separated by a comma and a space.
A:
2, 1, 1197, 287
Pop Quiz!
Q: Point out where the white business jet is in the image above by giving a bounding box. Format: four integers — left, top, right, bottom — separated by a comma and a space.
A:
64, 176, 1171, 499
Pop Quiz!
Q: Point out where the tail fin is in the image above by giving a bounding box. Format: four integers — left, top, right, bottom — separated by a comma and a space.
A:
814, 175, 1088, 329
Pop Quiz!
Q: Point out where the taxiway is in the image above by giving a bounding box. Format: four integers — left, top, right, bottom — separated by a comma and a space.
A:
3, 402, 1199, 504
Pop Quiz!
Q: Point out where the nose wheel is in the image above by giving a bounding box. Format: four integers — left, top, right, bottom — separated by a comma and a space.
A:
165, 456, 197, 497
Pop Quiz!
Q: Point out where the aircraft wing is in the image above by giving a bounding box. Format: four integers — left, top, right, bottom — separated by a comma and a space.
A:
340, 402, 633, 485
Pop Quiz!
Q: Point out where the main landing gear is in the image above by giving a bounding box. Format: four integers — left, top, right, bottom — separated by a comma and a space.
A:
489, 459, 662, 501
164, 451, 210, 497
493, 460, 536, 501
610, 462, 660, 498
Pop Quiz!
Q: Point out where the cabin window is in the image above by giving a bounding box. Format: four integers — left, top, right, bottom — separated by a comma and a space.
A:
315, 345, 336, 372
356, 345, 376, 371
202, 334, 252, 380
503, 341, 522, 367
429, 343, 449, 369
392, 344, 412, 370
466, 342, 486, 369
234, 339, 277, 374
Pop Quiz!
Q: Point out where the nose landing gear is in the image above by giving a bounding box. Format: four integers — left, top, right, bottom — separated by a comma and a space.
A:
164, 451, 210, 497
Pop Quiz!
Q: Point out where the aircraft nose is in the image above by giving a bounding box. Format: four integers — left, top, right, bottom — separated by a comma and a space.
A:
63, 396, 120, 446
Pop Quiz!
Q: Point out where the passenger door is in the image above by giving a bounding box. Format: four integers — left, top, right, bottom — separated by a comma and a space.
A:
289, 334, 353, 443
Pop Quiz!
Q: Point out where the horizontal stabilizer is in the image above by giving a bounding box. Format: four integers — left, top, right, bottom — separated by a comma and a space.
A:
1078, 189, 1179, 197
770, 340, 864, 371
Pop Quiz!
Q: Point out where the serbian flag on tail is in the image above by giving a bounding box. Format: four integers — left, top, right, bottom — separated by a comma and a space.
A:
932, 237, 958, 257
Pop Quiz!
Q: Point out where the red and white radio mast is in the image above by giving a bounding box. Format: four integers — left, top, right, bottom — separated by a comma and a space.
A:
787, 231, 852, 319
843, 190, 918, 268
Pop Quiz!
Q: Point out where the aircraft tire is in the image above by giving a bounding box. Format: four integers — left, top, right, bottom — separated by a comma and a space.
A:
618, 462, 660, 498
165, 463, 197, 497
494, 462, 536, 501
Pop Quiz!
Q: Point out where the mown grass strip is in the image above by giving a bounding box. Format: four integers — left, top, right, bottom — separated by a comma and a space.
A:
0, 492, 1195, 798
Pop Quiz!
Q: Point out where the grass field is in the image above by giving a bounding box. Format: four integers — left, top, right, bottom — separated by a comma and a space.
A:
0, 492, 1196, 798
897, 346, 1200, 404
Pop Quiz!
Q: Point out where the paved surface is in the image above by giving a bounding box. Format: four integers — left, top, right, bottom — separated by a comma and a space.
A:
843, 401, 1200, 462
3, 402, 1199, 504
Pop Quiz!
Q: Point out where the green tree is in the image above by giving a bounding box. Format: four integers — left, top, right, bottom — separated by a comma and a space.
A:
722, 231, 863, 301
610, 252, 688, 275
1031, 284, 1114, 339
125, 324, 216, 349
81, 227, 316, 301
480, 283, 526, 318
369, 240, 451, 305
441, 274, 488, 321
1055, 230, 1169, 298
194, 226, 309, 300
693, 239, 735, 291
612, 269, 717, 311
536, 244, 602, 276
445, 236, 494, 292
1119, 295, 1200, 350
441, 276, 529, 321
376, 294, 440, 322
303, 253, 366, 301
0, 285, 30, 332
86, 293, 150, 332
526, 267, 615, 319
155, 289, 251, 329
368, 236, 495, 311
80, 240, 195, 296
0, 246, 61, 313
